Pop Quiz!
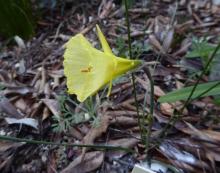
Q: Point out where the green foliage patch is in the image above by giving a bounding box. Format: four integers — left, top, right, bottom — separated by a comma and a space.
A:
0, 0, 35, 39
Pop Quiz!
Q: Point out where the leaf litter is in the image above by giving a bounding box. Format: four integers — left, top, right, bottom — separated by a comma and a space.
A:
1, 0, 220, 172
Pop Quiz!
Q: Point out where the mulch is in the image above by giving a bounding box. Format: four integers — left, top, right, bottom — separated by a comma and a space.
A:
1, 0, 220, 172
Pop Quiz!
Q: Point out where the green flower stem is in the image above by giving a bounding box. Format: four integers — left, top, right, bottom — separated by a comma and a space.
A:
143, 66, 154, 150
124, 0, 142, 142
124, 0, 154, 151
124, 0, 132, 60
0, 135, 133, 152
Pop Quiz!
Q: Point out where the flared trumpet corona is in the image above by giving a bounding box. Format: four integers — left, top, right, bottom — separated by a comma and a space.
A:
63, 25, 141, 102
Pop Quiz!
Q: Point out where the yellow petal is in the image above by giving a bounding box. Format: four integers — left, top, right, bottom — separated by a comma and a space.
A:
96, 24, 113, 54
64, 34, 115, 102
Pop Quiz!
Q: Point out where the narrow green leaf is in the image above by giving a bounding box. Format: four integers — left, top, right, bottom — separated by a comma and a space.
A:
158, 81, 220, 103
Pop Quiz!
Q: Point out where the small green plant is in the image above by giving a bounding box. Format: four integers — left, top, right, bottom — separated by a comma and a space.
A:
115, 37, 127, 57
122, 0, 135, 8
115, 37, 151, 58
52, 95, 85, 133
186, 37, 220, 71
159, 39, 220, 104
52, 94, 101, 133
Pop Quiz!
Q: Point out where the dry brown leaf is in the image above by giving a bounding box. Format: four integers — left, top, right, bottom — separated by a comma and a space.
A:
149, 34, 165, 53
98, 0, 113, 19
0, 96, 23, 118
0, 141, 24, 172
44, 83, 51, 98
184, 122, 219, 144
42, 107, 50, 120
205, 148, 220, 162
0, 141, 23, 153
42, 99, 60, 117
200, 130, 220, 143
14, 98, 27, 113
111, 82, 132, 95
106, 138, 139, 159
82, 114, 111, 157
110, 116, 138, 125
160, 103, 174, 116
160, 101, 187, 116
162, 28, 174, 52
136, 77, 165, 97
69, 127, 84, 140
3, 86, 34, 96
0, 70, 10, 82
61, 151, 104, 173
154, 86, 166, 97
159, 141, 209, 171
0, 155, 13, 172
39, 67, 47, 93
107, 110, 138, 117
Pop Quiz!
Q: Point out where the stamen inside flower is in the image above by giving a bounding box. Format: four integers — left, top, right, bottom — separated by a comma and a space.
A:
81, 65, 93, 73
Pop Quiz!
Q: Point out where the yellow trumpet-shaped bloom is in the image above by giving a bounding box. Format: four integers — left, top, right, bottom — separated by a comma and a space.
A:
63, 25, 141, 102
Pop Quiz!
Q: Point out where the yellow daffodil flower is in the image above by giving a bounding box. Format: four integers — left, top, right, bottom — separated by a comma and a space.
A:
63, 25, 141, 102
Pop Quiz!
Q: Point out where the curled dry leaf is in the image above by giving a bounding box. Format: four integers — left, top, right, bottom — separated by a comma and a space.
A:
3, 86, 34, 96
0, 96, 22, 118
162, 28, 174, 52
81, 114, 111, 156
42, 107, 50, 121
42, 99, 60, 118
149, 34, 165, 53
